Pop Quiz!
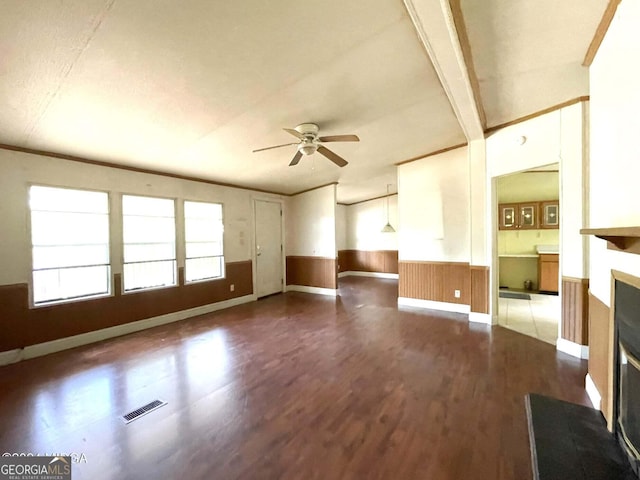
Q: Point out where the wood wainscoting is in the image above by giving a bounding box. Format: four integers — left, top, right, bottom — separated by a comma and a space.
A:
338, 250, 398, 274
588, 292, 611, 422
561, 277, 590, 345
399, 261, 471, 305
470, 266, 490, 314
286, 256, 337, 289
0, 261, 253, 352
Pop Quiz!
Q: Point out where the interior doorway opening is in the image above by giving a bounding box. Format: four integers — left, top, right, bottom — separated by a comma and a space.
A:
495, 165, 560, 345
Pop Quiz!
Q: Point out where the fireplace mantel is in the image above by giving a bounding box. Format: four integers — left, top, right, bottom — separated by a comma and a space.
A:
581, 227, 640, 254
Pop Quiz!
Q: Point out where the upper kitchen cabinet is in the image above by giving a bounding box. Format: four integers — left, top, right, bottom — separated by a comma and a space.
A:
499, 202, 540, 230
540, 201, 560, 229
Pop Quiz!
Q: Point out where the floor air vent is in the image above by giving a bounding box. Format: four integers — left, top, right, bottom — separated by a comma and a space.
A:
122, 399, 167, 424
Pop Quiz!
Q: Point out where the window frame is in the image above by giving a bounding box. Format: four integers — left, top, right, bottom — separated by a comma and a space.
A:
28, 183, 112, 307
183, 199, 225, 284
121, 193, 178, 293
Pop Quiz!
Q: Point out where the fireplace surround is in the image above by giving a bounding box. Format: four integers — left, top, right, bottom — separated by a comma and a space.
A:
613, 278, 640, 477
525, 270, 640, 479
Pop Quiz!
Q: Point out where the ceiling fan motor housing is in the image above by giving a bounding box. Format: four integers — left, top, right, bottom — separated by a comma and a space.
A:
294, 123, 319, 137
296, 123, 319, 155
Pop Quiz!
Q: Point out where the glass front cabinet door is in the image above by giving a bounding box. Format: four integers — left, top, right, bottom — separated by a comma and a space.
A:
519, 203, 538, 229
541, 201, 559, 229
499, 204, 518, 230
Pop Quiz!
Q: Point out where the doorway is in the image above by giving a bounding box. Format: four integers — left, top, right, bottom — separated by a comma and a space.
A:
495, 166, 560, 345
254, 199, 284, 298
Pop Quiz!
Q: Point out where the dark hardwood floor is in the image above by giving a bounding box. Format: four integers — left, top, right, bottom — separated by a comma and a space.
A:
0, 276, 588, 479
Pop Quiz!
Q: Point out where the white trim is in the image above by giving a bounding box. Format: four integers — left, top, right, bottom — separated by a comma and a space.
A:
585, 373, 602, 410
285, 285, 338, 297
469, 312, 492, 325
556, 338, 589, 359
0, 349, 22, 366
338, 271, 399, 279
398, 297, 471, 314
0, 294, 256, 366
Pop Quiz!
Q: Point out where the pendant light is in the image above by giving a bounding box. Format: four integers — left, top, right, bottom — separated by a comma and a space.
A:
381, 184, 396, 233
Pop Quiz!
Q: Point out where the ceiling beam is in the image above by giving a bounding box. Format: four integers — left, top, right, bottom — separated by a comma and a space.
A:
404, 0, 484, 141
448, 0, 486, 129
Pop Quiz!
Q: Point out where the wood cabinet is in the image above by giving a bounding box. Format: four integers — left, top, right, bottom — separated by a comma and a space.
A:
499, 202, 540, 230
538, 254, 559, 293
498, 201, 559, 230
540, 201, 559, 229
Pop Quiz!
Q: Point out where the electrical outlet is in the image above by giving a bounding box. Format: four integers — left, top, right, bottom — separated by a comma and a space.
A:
454, 289, 461, 298
230, 284, 235, 292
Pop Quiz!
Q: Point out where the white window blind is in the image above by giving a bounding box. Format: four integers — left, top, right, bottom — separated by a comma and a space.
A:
184, 201, 224, 282
30, 186, 110, 304
122, 195, 176, 291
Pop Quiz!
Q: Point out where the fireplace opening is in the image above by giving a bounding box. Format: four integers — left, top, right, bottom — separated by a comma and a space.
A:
618, 344, 640, 470
614, 279, 640, 477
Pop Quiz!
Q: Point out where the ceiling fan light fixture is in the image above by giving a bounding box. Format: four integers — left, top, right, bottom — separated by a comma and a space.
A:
299, 143, 318, 156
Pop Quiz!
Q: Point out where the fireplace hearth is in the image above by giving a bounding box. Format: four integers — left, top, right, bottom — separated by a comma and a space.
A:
524, 277, 640, 479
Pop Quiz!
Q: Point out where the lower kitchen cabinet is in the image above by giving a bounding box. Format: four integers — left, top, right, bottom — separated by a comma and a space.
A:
538, 254, 559, 293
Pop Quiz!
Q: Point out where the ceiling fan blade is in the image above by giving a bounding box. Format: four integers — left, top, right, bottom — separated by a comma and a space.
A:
289, 150, 303, 166
318, 134, 360, 143
283, 128, 305, 140
318, 146, 348, 167
252, 142, 298, 153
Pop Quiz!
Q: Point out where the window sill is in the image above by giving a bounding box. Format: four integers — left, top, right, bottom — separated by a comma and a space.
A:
122, 283, 178, 295
31, 291, 113, 309
184, 275, 226, 285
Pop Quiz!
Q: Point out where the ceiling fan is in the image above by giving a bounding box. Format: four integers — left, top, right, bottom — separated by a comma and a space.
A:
253, 123, 359, 167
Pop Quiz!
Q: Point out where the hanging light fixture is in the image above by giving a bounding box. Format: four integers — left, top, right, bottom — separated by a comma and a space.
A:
381, 184, 396, 233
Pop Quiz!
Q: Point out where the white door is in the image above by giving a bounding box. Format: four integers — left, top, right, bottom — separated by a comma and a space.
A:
255, 200, 283, 298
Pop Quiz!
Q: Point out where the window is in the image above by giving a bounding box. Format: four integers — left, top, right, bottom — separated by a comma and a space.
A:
122, 195, 176, 291
184, 201, 224, 282
29, 186, 110, 304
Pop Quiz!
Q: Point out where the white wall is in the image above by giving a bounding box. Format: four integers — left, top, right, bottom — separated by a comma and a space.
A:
398, 146, 470, 262
560, 102, 589, 278
486, 102, 586, 324
0, 149, 284, 286
285, 184, 337, 258
345, 195, 398, 251
589, 0, 640, 305
469, 139, 489, 266
336, 204, 347, 251
487, 111, 562, 178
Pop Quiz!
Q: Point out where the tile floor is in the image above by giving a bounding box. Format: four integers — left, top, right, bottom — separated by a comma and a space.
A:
498, 292, 560, 345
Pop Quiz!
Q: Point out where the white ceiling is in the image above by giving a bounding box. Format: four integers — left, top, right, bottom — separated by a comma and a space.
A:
0, 0, 607, 203
460, 0, 608, 128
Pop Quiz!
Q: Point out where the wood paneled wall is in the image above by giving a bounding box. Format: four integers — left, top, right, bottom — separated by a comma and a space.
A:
470, 266, 490, 314
0, 261, 252, 352
588, 292, 611, 422
399, 261, 471, 305
338, 250, 398, 274
561, 277, 590, 345
286, 256, 337, 289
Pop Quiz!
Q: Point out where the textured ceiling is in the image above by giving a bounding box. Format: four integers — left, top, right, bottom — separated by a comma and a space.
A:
0, 0, 463, 204
0, 1, 608, 203
460, 0, 608, 128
